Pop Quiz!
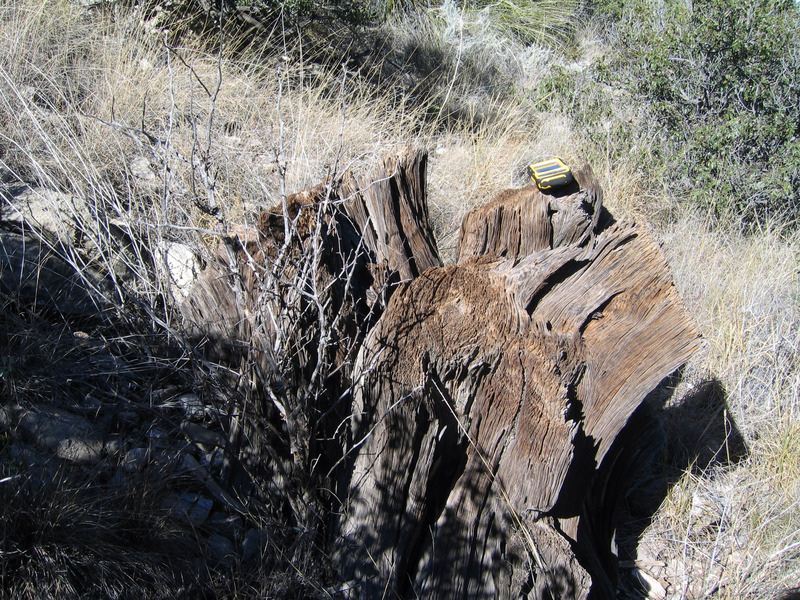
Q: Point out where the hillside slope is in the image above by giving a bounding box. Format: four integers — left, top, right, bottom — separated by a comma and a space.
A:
0, 1, 798, 598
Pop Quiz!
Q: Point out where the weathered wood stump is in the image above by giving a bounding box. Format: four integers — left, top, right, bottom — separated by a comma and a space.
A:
333, 157, 700, 598
179, 148, 699, 599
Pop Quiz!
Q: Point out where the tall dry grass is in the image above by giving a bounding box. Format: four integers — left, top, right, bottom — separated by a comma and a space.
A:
638, 212, 800, 599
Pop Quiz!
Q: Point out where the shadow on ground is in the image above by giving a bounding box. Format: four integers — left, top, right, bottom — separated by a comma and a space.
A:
615, 374, 749, 598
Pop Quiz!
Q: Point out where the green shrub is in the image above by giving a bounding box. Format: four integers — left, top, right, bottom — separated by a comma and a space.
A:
594, 0, 800, 224
129, 0, 374, 43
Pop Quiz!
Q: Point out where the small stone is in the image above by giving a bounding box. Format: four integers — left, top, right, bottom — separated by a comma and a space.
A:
182, 422, 224, 449
207, 532, 236, 568
179, 452, 205, 474
129, 156, 156, 182
178, 393, 205, 421
103, 434, 123, 456
11, 404, 103, 464
56, 437, 103, 464
241, 528, 269, 564
169, 492, 213, 526
205, 447, 226, 471
121, 447, 149, 473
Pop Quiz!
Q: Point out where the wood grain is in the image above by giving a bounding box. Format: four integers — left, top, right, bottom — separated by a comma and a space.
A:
336, 163, 700, 599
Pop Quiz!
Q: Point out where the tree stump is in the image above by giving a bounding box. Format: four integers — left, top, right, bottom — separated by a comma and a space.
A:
178, 148, 700, 598
334, 159, 700, 598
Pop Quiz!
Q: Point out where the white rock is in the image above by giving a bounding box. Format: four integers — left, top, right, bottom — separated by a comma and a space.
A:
166, 242, 200, 300
129, 156, 156, 182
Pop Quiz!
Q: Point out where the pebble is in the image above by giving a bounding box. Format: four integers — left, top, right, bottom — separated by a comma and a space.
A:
178, 393, 205, 421
241, 528, 269, 564
168, 492, 214, 526
121, 447, 149, 473
207, 533, 236, 568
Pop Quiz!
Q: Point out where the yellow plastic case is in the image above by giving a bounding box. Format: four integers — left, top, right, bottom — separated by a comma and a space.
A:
527, 158, 574, 190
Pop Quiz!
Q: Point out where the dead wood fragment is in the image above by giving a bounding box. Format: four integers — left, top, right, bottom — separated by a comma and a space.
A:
176, 148, 442, 537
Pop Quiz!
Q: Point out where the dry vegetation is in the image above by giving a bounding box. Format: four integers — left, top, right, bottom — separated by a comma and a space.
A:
0, 0, 798, 598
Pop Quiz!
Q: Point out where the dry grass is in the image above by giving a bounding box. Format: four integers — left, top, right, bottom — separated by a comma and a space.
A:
630, 213, 800, 599
1, 0, 799, 598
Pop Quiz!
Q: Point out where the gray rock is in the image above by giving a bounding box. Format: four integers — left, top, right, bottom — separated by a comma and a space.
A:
150, 387, 180, 405
7, 404, 103, 464
181, 422, 225, 449
2, 183, 152, 293
104, 219, 148, 284
178, 393, 205, 421
179, 452, 206, 475
103, 434, 124, 456
121, 447, 149, 473
241, 528, 269, 563
56, 437, 104, 463
177, 453, 247, 515
129, 156, 157, 183
207, 532, 236, 568
205, 447, 225, 472
2, 186, 92, 245
168, 492, 213, 526
0, 232, 105, 317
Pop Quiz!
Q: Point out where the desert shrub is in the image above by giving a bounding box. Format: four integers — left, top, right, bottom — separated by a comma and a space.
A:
106, 0, 375, 51
590, 0, 800, 224
366, 0, 584, 131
